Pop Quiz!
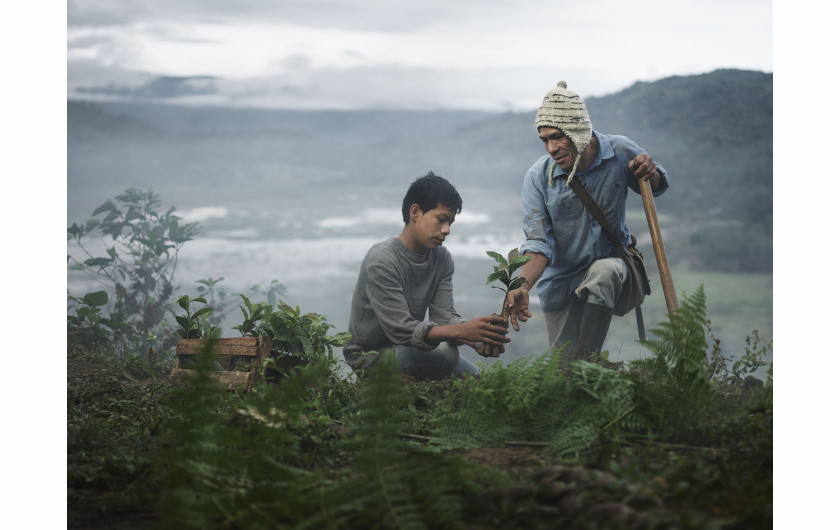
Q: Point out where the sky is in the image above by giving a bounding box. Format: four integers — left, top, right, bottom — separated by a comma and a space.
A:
65, 0, 774, 111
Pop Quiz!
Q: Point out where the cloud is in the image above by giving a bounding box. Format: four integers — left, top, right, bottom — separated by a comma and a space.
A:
76, 75, 219, 99
66, 0, 773, 110
67, 0, 496, 32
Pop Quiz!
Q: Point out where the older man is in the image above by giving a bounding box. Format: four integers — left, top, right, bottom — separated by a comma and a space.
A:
503, 81, 670, 362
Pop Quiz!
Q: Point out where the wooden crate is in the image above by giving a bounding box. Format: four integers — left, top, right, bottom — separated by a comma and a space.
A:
170, 336, 272, 392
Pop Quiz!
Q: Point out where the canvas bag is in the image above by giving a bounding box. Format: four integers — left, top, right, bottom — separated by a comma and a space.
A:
567, 177, 651, 338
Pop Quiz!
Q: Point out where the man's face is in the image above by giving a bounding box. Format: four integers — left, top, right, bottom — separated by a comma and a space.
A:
408, 203, 457, 252
538, 127, 577, 171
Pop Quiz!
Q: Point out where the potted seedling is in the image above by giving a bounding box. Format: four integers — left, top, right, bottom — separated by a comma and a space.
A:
256, 301, 350, 382
486, 248, 532, 313
170, 295, 270, 391
485, 248, 532, 357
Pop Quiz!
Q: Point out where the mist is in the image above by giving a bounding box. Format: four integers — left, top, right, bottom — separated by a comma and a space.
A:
67, 69, 773, 374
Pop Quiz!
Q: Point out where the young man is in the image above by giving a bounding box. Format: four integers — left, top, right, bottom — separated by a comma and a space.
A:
503, 81, 670, 362
343, 172, 510, 380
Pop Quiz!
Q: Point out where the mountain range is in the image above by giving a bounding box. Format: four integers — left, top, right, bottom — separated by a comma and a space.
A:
68, 68, 772, 272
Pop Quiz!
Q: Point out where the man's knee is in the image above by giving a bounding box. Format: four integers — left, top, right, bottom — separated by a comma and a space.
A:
577, 258, 627, 307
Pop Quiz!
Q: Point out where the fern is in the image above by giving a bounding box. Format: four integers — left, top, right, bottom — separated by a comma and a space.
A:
157, 352, 335, 529
431, 348, 572, 448
548, 361, 650, 456
301, 354, 471, 529
632, 286, 711, 395
431, 286, 739, 457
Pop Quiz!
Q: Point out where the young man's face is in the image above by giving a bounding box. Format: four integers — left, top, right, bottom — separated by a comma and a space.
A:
406, 203, 457, 252
538, 127, 577, 171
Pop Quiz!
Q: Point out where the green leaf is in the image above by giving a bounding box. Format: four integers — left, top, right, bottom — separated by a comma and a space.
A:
84, 257, 114, 268
92, 199, 118, 217
67, 223, 82, 238
300, 336, 314, 356
194, 307, 215, 319
84, 219, 101, 232
176, 295, 190, 311
509, 277, 530, 291
508, 255, 533, 274
82, 290, 109, 307
486, 269, 509, 285
77, 307, 94, 321
507, 248, 521, 263
486, 251, 507, 265
509, 255, 532, 267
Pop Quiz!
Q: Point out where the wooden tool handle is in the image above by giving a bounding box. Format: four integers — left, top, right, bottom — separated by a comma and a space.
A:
639, 179, 679, 314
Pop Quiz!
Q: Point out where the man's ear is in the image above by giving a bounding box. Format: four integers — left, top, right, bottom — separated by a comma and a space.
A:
408, 203, 422, 222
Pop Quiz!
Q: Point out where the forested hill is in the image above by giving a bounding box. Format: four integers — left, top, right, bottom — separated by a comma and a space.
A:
68, 69, 772, 271
428, 68, 773, 224
69, 68, 771, 222
586, 69, 772, 225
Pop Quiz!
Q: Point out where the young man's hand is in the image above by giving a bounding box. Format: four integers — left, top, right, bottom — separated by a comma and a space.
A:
473, 342, 502, 358
502, 287, 532, 331
459, 315, 509, 347
428, 315, 509, 353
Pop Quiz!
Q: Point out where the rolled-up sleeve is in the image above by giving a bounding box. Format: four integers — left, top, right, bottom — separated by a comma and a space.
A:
519, 164, 554, 261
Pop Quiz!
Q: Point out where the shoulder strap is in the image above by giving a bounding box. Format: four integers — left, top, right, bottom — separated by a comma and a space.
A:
566, 176, 622, 247
566, 174, 647, 341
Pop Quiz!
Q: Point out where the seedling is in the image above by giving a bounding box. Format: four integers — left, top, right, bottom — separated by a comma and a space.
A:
257, 302, 350, 361
174, 295, 219, 339
233, 295, 273, 337
482, 249, 532, 357
486, 248, 532, 315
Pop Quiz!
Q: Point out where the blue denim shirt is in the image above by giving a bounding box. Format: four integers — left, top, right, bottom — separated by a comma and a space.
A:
520, 130, 670, 312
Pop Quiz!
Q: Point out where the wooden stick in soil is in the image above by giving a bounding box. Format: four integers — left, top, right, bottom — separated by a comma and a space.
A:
639, 178, 679, 314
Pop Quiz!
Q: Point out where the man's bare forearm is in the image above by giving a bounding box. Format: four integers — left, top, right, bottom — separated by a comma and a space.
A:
519, 252, 548, 291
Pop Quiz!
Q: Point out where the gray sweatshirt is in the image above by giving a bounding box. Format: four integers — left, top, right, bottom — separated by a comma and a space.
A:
343, 237, 463, 369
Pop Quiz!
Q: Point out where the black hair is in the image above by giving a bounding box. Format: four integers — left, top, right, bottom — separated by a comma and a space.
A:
401, 171, 463, 224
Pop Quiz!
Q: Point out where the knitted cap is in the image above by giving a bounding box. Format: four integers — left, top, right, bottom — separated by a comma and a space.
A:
535, 81, 592, 157
536, 81, 592, 185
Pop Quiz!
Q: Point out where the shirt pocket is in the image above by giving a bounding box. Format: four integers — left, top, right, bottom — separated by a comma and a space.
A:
550, 193, 586, 243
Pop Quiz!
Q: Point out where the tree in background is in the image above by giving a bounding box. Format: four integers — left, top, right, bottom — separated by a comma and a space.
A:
68, 188, 200, 357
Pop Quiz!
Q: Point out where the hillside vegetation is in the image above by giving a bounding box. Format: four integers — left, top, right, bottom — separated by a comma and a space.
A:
68, 68, 772, 272
69, 287, 773, 529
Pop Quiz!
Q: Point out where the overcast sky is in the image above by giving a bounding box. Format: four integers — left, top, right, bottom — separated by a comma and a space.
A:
66, 0, 774, 111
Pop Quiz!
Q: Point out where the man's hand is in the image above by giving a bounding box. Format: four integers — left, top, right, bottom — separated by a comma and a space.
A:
628, 154, 659, 181
502, 287, 532, 332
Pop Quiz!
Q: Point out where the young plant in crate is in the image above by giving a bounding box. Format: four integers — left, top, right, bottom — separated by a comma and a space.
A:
232, 295, 273, 338
257, 302, 350, 362
256, 302, 351, 382
173, 295, 219, 339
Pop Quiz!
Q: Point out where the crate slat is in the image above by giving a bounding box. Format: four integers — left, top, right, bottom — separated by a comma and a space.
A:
169, 369, 252, 390
171, 336, 272, 392
176, 338, 262, 356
